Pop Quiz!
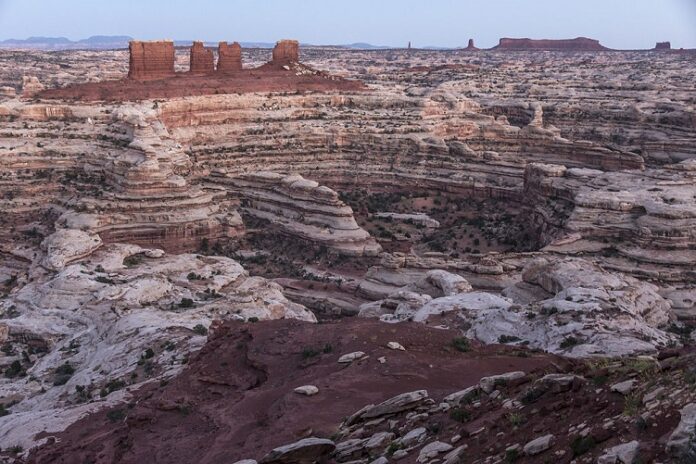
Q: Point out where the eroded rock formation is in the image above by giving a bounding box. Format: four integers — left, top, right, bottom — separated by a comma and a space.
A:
655, 41, 671, 50
495, 37, 608, 51
272, 39, 300, 63
189, 41, 214, 74
127, 40, 175, 80
223, 172, 382, 256
217, 41, 242, 72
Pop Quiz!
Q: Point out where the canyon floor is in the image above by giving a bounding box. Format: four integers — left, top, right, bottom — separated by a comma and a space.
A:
0, 46, 694, 463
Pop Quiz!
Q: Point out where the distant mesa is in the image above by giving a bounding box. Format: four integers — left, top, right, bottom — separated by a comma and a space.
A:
493, 37, 608, 51
655, 41, 671, 50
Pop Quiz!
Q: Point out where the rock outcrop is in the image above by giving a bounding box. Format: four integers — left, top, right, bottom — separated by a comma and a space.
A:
494, 37, 608, 51
21, 76, 45, 97
361, 257, 677, 357
223, 172, 381, 256
55, 106, 243, 252
655, 41, 671, 50
465, 38, 478, 51
218, 41, 243, 73
272, 39, 300, 63
189, 41, 214, 74
127, 40, 175, 80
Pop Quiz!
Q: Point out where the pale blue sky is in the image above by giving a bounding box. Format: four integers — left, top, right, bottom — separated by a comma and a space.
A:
0, 0, 695, 49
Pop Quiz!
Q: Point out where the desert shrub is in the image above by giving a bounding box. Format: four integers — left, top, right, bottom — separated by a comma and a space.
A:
452, 337, 471, 352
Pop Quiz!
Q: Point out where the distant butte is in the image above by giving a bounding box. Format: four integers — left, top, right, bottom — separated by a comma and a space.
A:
493, 37, 609, 51
37, 39, 366, 101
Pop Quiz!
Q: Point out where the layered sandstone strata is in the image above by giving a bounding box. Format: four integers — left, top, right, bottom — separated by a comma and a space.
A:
222, 172, 382, 256
127, 40, 175, 80
272, 39, 300, 63
189, 41, 214, 74
63, 107, 243, 252
494, 37, 608, 51
217, 41, 242, 72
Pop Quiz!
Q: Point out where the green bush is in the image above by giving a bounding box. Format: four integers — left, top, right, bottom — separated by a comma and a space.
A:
452, 337, 471, 352
193, 324, 208, 335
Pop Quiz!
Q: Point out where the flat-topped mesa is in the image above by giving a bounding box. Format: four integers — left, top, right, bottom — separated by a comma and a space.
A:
217, 41, 242, 73
128, 40, 175, 80
655, 41, 672, 50
189, 41, 215, 74
495, 37, 608, 51
272, 39, 300, 64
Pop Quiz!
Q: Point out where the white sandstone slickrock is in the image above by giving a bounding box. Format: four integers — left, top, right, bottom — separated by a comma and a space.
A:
597, 441, 640, 464
224, 171, 381, 256
359, 257, 678, 357
0, 240, 315, 450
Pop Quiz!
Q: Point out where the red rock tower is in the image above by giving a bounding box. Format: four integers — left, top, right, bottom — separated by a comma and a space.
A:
190, 41, 215, 74
465, 39, 478, 51
272, 39, 300, 64
217, 41, 243, 73
128, 40, 176, 80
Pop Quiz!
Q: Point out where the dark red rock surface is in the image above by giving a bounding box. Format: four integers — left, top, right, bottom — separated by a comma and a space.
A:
272, 39, 300, 63
127, 41, 176, 80
189, 41, 214, 74
217, 41, 242, 73
655, 41, 671, 50
25, 318, 560, 464
494, 37, 609, 51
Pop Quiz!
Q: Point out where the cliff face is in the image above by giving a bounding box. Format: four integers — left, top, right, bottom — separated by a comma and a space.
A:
189, 41, 215, 74
127, 40, 175, 80
217, 41, 242, 72
495, 37, 608, 51
272, 39, 300, 63
655, 42, 672, 50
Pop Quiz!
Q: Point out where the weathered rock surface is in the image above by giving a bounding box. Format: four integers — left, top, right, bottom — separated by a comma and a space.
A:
218, 41, 243, 72
127, 40, 175, 80
226, 172, 381, 256
272, 40, 300, 63
189, 41, 214, 74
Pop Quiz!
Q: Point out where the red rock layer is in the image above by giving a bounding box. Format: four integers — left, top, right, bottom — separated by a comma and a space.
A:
189, 41, 214, 74
495, 37, 608, 51
272, 39, 300, 63
655, 42, 671, 50
217, 41, 242, 73
128, 41, 175, 80
26, 318, 561, 464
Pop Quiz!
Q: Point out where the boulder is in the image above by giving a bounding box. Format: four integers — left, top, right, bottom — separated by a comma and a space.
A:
523, 434, 555, 456
260, 437, 335, 464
